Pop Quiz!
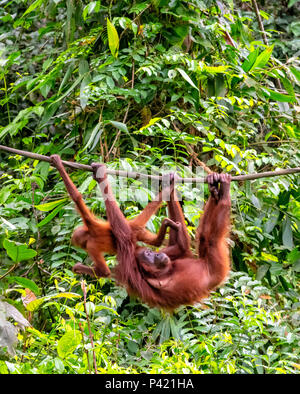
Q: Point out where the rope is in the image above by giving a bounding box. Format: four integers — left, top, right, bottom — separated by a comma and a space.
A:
0, 144, 300, 183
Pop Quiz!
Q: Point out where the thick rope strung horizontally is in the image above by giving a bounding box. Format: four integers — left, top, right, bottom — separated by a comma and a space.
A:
0, 144, 300, 182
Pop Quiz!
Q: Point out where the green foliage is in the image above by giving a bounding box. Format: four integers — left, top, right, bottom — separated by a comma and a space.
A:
0, 0, 299, 374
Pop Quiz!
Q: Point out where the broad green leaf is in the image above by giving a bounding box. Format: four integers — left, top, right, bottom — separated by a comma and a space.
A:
290, 21, 300, 36
57, 330, 81, 358
37, 204, 65, 227
270, 262, 283, 276
107, 19, 119, 58
9, 277, 40, 295
22, 0, 44, 17
214, 74, 226, 97
129, 2, 149, 13
110, 121, 128, 133
282, 217, 294, 249
35, 198, 68, 212
177, 68, 199, 91
0, 185, 16, 204
3, 239, 37, 263
82, 1, 100, 20
250, 45, 274, 71
0, 120, 28, 140
42, 58, 53, 72
256, 264, 270, 280
127, 340, 139, 354
287, 248, 300, 264
242, 48, 259, 72
110, 120, 137, 148
80, 75, 91, 109
79, 59, 89, 75
290, 67, 300, 83
250, 194, 261, 209
160, 319, 171, 343
139, 117, 162, 131
293, 260, 300, 272
262, 88, 295, 103
25, 292, 81, 312
170, 316, 180, 340
281, 77, 296, 98
265, 211, 279, 233
288, 0, 299, 6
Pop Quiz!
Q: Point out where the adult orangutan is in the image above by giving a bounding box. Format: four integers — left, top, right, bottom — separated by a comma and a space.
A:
92, 163, 231, 310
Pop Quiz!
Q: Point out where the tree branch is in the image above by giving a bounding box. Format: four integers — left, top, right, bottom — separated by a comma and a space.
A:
0, 144, 299, 182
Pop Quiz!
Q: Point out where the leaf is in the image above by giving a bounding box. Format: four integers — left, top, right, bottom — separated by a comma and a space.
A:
9, 276, 40, 295
127, 340, 139, 354
22, 0, 44, 17
288, 0, 299, 7
25, 292, 81, 312
1, 301, 30, 329
0, 217, 16, 230
250, 194, 261, 209
25, 298, 47, 312
0, 318, 17, 356
290, 67, 300, 84
107, 18, 119, 58
80, 75, 91, 109
58, 62, 75, 93
282, 217, 294, 249
214, 74, 226, 97
82, 123, 103, 152
57, 330, 81, 358
265, 211, 279, 233
281, 77, 296, 98
290, 21, 300, 36
256, 264, 270, 280
110, 121, 128, 133
3, 239, 37, 263
242, 48, 259, 72
139, 117, 162, 131
35, 198, 68, 212
177, 68, 199, 91
82, 1, 100, 20
287, 248, 300, 264
129, 2, 149, 13
160, 319, 171, 343
250, 45, 274, 71
203, 65, 229, 74
52, 75, 84, 104
109, 120, 137, 148
37, 204, 65, 227
293, 260, 300, 272
262, 87, 295, 103
261, 252, 278, 262
54, 292, 81, 300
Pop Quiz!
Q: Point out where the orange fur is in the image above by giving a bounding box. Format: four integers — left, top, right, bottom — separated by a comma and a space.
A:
96, 167, 231, 311
50, 155, 169, 278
